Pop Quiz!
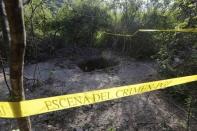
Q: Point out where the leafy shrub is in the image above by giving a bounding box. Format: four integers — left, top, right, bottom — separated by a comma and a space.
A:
51, 2, 111, 47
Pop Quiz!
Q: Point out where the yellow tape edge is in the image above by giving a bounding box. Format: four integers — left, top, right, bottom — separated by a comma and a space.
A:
139, 28, 197, 33
0, 75, 196, 118
103, 28, 197, 37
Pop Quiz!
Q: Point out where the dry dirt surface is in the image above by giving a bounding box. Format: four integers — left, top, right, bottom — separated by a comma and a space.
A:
0, 51, 196, 131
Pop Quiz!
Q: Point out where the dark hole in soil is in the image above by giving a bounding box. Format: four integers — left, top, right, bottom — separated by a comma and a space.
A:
78, 57, 119, 72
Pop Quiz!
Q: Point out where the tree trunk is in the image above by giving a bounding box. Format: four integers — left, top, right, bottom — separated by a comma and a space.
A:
0, 0, 10, 57
3, 0, 32, 130
0, 0, 11, 94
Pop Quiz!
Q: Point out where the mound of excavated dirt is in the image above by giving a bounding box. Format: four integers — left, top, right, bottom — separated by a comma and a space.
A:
0, 50, 196, 131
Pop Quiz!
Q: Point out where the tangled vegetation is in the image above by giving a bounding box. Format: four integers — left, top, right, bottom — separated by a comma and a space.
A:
0, 0, 196, 128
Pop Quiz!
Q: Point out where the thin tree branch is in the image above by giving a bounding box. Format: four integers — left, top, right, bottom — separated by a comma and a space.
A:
0, 54, 11, 95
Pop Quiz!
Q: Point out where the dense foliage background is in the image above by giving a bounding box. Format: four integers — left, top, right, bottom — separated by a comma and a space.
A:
0, 0, 196, 119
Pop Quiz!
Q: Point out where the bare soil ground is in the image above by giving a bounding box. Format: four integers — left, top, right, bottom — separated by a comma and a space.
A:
0, 50, 196, 131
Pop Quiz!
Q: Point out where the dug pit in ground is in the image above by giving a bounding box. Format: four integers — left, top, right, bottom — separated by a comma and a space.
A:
77, 57, 119, 72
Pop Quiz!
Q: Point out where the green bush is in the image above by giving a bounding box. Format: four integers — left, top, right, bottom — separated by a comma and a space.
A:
51, 2, 111, 47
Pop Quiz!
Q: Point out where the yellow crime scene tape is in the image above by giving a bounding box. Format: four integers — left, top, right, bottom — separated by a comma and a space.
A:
0, 75, 196, 118
0, 28, 196, 118
103, 28, 197, 37
139, 28, 197, 33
